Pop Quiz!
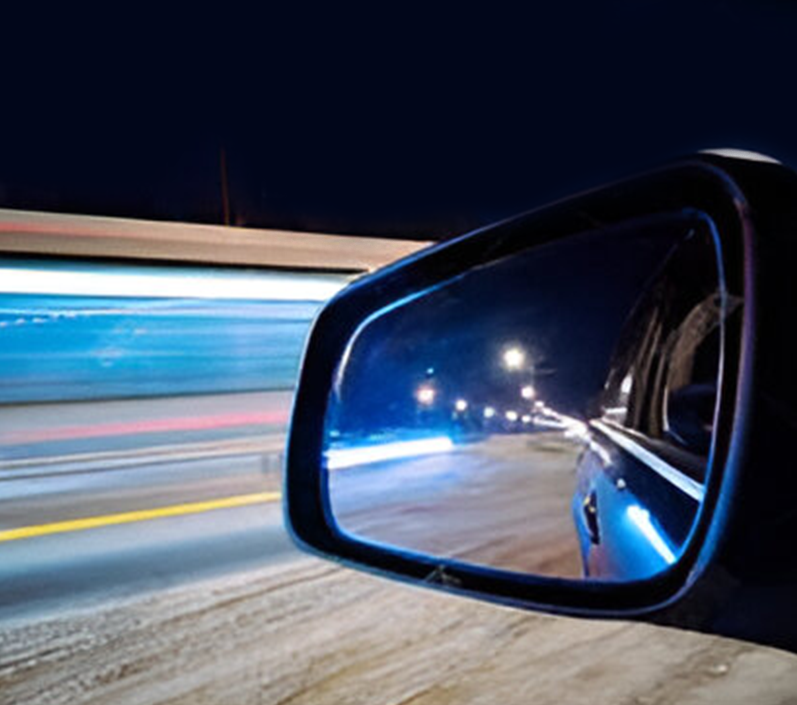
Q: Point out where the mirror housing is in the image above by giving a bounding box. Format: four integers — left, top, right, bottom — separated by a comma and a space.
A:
286, 153, 797, 652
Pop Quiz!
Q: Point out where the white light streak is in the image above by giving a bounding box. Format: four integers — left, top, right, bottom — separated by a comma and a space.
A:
626, 506, 677, 565
591, 420, 705, 501
562, 418, 589, 440
701, 148, 781, 164
0, 265, 349, 302
326, 436, 454, 470
588, 439, 612, 466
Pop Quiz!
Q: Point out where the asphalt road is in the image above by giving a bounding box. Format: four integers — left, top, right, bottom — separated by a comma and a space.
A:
0, 392, 294, 622
331, 433, 585, 578
0, 454, 293, 623
2, 397, 797, 703
3, 553, 797, 704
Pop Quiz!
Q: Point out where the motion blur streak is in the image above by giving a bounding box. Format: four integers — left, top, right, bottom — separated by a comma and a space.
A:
0, 259, 351, 404
0, 259, 342, 614
626, 505, 677, 565
0, 492, 281, 543
0, 235, 424, 624
0, 261, 349, 301
2, 409, 289, 445
326, 436, 454, 470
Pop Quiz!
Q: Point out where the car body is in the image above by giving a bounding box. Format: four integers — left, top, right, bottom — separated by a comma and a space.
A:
573, 222, 729, 580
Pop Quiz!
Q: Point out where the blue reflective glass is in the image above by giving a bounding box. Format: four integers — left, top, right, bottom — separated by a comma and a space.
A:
325, 213, 732, 582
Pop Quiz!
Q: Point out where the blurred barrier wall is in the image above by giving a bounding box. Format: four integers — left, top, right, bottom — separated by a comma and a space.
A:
0, 281, 331, 403
0, 211, 428, 405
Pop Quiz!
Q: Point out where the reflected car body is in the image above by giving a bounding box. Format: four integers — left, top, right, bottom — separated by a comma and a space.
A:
573, 225, 733, 580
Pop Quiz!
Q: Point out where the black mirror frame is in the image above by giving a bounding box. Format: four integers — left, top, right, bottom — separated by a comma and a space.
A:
287, 153, 797, 652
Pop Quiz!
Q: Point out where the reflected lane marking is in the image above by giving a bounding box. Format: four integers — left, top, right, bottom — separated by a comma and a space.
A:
0, 491, 281, 543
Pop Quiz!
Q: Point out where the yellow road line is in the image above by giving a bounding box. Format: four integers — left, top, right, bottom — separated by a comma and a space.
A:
0, 491, 282, 543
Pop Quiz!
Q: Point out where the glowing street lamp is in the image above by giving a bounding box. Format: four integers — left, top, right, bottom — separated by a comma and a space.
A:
505, 410, 519, 422
483, 406, 496, 419
521, 384, 536, 400
455, 399, 468, 412
416, 384, 436, 406
502, 346, 525, 371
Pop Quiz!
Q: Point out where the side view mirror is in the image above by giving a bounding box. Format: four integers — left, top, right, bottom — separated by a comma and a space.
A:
286, 152, 797, 652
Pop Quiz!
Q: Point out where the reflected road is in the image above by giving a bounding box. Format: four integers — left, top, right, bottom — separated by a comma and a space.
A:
331, 433, 585, 578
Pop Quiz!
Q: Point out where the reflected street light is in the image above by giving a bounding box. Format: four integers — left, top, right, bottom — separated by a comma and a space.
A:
416, 384, 436, 406
502, 346, 526, 371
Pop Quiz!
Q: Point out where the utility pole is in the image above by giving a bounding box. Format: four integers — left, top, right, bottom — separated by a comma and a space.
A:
219, 147, 231, 226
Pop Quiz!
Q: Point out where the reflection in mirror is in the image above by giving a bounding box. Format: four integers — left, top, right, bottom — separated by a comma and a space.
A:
324, 214, 736, 582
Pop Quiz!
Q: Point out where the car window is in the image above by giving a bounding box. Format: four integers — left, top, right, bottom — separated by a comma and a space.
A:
598, 227, 739, 480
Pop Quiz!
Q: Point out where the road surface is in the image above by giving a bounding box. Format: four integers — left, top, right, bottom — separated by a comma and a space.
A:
332, 433, 585, 577
2, 553, 797, 704
1, 396, 797, 703
0, 392, 295, 621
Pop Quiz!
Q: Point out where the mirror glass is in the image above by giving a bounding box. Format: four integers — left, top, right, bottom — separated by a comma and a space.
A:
324, 214, 736, 581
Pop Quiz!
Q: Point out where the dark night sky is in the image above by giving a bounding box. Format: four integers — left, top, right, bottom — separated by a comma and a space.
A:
2, 2, 797, 240
333, 214, 702, 434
